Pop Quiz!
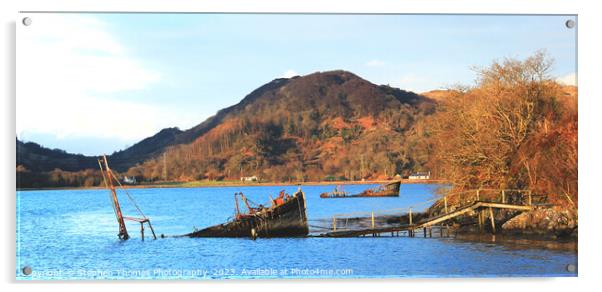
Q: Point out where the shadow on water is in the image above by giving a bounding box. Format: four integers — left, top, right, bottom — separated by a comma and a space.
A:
452, 233, 577, 253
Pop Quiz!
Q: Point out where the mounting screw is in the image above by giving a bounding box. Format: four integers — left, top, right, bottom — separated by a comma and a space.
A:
22, 266, 32, 275
565, 19, 575, 29
566, 264, 576, 273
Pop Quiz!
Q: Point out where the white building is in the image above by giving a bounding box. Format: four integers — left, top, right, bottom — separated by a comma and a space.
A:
122, 176, 137, 184
408, 171, 431, 180
240, 175, 259, 182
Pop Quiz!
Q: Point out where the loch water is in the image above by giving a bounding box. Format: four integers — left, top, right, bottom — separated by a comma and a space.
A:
16, 184, 577, 279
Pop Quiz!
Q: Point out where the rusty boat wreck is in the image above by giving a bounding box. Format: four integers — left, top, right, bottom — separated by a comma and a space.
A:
320, 181, 401, 198
185, 189, 309, 238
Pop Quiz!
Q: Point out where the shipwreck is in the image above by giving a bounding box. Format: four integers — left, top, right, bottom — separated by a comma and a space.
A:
320, 181, 401, 198
185, 189, 309, 238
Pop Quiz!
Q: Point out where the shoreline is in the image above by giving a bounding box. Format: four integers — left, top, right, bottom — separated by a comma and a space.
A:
16, 179, 449, 192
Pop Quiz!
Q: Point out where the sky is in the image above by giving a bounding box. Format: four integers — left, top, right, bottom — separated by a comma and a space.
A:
16, 13, 577, 156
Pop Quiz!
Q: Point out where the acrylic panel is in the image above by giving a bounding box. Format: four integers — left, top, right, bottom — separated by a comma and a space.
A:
16, 13, 578, 280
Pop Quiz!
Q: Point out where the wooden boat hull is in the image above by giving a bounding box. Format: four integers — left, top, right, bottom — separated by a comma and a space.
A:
187, 190, 309, 238
319, 191, 348, 198
321, 181, 401, 198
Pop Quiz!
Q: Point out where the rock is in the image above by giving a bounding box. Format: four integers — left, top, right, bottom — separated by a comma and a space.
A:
501, 206, 577, 237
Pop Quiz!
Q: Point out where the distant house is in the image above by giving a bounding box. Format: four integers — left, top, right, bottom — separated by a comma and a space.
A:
240, 175, 259, 182
122, 176, 137, 184
408, 171, 431, 180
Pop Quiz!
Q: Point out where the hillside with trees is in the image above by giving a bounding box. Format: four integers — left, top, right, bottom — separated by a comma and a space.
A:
419, 51, 578, 206
125, 70, 436, 183
17, 70, 436, 187
17, 52, 578, 209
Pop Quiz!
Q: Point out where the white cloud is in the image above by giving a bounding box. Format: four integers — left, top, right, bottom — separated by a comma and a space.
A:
365, 59, 386, 67
282, 69, 299, 78
557, 72, 577, 86
17, 14, 165, 144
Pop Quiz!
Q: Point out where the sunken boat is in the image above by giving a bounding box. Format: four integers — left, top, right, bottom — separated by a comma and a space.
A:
186, 189, 309, 238
319, 185, 349, 198
320, 181, 401, 198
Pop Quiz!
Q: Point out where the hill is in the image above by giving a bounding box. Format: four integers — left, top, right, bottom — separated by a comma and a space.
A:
17, 70, 437, 187
124, 70, 436, 183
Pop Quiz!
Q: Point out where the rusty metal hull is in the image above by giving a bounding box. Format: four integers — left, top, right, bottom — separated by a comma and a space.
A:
320, 181, 401, 198
186, 191, 309, 238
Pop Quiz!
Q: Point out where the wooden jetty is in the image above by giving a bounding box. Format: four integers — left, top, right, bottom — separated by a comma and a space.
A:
318, 189, 538, 238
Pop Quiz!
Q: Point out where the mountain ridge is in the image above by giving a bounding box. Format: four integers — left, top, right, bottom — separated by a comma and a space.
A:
17, 70, 436, 186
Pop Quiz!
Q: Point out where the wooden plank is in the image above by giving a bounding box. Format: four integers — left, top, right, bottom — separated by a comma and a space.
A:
124, 216, 149, 223
417, 202, 483, 228
478, 202, 533, 211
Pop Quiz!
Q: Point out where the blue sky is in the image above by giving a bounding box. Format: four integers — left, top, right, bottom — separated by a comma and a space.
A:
17, 13, 577, 155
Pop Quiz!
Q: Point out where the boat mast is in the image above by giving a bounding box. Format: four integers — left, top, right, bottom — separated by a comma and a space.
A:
99, 155, 129, 240
235, 193, 241, 219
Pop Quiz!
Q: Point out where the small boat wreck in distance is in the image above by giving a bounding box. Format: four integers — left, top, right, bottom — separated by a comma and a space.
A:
186, 189, 309, 238
319, 185, 349, 198
320, 181, 401, 198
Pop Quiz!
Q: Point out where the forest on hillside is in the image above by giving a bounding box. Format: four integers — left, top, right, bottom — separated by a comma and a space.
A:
17, 52, 578, 208
124, 71, 436, 183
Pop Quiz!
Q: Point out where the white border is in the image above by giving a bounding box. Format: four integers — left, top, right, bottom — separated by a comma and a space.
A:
2, 1, 601, 292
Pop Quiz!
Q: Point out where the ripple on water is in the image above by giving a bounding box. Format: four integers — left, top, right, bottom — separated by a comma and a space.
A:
16, 185, 577, 279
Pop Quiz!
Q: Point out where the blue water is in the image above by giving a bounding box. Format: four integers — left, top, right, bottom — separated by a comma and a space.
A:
16, 184, 577, 279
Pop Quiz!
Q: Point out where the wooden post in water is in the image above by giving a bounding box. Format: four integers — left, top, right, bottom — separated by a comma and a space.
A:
99, 155, 129, 240
444, 196, 448, 214
489, 207, 496, 234
140, 222, 145, 241
332, 216, 337, 232
147, 221, 157, 240
482, 209, 487, 233
409, 208, 413, 237
477, 209, 483, 233
423, 227, 427, 237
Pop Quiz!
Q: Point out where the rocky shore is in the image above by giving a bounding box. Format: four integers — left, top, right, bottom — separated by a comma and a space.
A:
422, 198, 578, 239
501, 206, 578, 238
